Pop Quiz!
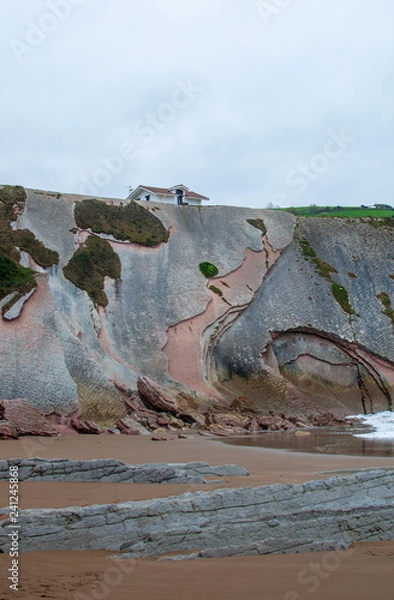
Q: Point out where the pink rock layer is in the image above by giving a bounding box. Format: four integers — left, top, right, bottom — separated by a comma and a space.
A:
163, 242, 281, 396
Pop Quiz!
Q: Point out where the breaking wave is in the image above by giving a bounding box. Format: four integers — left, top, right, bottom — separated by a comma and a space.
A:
349, 411, 394, 440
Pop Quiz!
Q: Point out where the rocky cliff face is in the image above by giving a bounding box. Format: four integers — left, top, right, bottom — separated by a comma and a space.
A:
1, 186, 393, 421
215, 217, 394, 416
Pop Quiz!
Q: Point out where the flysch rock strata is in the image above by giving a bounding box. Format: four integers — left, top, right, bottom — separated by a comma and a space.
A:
0, 469, 392, 557
4, 188, 394, 420
0, 458, 248, 484
157, 539, 349, 560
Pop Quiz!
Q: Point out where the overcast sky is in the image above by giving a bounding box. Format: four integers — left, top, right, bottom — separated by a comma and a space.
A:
1, 0, 393, 208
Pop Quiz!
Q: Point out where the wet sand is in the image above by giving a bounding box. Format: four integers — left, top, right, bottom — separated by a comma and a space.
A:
0, 433, 393, 599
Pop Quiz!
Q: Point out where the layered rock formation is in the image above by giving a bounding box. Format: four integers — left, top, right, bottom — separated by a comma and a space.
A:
0, 399, 58, 438
1, 185, 394, 422
214, 218, 394, 416
0, 468, 392, 556
0, 458, 248, 484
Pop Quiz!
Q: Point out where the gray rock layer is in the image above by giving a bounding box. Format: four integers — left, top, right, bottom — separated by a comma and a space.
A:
0, 458, 248, 484
214, 218, 394, 413
2, 189, 394, 417
0, 190, 295, 414
0, 469, 392, 556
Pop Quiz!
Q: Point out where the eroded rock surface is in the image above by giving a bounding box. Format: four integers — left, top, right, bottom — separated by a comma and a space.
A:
0, 469, 392, 556
2, 188, 394, 420
0, 421, 18, 439
0, 399, 58, 437
0, 458, 248, 483
214, 218, 394, 416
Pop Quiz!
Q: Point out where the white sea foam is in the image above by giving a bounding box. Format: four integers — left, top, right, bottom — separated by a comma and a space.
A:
348, 411, 394, 439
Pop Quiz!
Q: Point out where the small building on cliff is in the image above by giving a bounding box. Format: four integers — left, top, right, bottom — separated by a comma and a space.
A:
127, 184, 209, 206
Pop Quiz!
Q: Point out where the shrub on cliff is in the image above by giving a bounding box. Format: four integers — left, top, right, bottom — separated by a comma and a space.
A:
0, 185, 59, 267
0, 186, 27, 261
299, 238, 338, 281
13, 229, 59, 268
74, 199, 169, 246
199, 262, 219, 278
0, 253, 36, 303
209, 284, 223, 296
63, 235, 121, 307
299, 238, 317, 259
247, 218, 267, 236
331, 283, 355, 315
377, 292, 394, 328
0, 185, 26, 218
0, 186, 59, 311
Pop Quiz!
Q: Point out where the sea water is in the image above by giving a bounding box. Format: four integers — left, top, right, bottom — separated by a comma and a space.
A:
222, 414, 394, 457
350, 411, 394, 440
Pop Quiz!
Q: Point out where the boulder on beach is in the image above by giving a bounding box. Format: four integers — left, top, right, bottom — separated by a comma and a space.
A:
0, 398, 58, 437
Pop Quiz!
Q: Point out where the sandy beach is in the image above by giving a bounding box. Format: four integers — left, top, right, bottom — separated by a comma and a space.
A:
0, 433, 393, 599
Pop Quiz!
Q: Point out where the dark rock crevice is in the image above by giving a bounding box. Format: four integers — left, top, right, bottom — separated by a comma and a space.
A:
270, 327, 394, 414
356, 364, 372, 414
204, 233, 285, 390
218, 325, 394, 417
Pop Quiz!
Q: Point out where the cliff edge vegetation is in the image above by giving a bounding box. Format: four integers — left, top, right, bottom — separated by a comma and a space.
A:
0, 185, 59, 311
74, 199, 170, 246
63, 234, 121, 307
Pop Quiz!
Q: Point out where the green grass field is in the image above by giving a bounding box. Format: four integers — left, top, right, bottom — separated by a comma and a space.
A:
281, 206, 394, 218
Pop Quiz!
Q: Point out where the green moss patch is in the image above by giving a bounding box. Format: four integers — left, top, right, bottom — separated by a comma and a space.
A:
377, 292, 394, 328
363, 216, 394, 229
299, 238, 337, 281
282, 206, 394, 218
13, 229, 59, 268
0, 186, 59, 311
313, 257, 337, 280
199, 262, 219, 278
209, 284, 231, 305
209, 284, 223, 296
0, 185, 27, 218
63, 235, 121, 307
0, 186, 59, 267
0, 253, 36, 306
0, 186, 27, 261
74, 199, 169, 246
247, 218, 267, 236
0, 220, 18, 262
331, 283, 355, 315
299, 238, 316, 259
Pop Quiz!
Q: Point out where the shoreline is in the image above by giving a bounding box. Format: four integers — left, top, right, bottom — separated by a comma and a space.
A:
1, 432, 394, 508
0, 433, 393, 599
220, 426, 394, 457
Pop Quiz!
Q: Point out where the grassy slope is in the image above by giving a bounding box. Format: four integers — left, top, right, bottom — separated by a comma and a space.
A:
282, 206, 394, 218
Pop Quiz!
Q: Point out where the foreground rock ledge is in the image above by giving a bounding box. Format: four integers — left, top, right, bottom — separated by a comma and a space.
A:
0, 458, 248, 484
0, 468, 393, 557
